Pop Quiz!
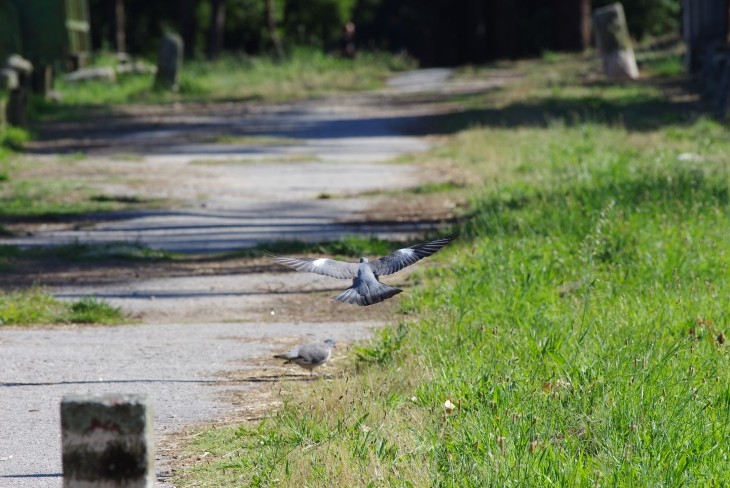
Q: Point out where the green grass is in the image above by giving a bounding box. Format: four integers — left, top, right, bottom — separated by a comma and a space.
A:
0, 126, 31, 150
31, 49, 416, 120
0, 180, 158, 221
177, 52, 730, 487
0, 243, 175, 271
0, 128, 33, 234
0, 289, 124, 325
0, 153, 162, 224
227, 235, 408, 261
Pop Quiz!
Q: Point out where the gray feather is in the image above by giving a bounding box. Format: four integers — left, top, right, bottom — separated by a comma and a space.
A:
368, 235, 456, 276
268, 255, 358, 279
333, 280, 402, 306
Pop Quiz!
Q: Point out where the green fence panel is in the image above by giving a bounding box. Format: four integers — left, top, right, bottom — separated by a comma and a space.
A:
4, 0, 90, 67
0, 1, 23, 64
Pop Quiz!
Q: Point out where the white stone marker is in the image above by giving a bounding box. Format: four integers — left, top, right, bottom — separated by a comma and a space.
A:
593, 3, 640, 80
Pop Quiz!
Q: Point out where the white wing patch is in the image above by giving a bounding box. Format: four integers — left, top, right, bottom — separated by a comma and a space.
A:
398, 249, 415, 256
312, 258, 327, 267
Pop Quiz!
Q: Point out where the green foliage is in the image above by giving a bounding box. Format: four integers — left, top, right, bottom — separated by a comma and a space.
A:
0, 288, 64, 325
0, 126, 30, 149
595, 0, 681, 39
394, 126, 729, 484
67, 297, 123, 324
0, 288, 123, 325
0, 243, 174, 274
355, 322, 408, 365
231, 235, 407, 260
641, 52, 684, 77
0, 178, 132, 220
283, 0, 357, 48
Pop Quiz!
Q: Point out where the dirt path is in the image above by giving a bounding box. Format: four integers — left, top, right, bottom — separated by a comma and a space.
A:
0, 69, 508, 486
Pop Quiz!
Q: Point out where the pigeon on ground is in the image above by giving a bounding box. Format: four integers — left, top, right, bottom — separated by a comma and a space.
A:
274, 338, 336, 375
269, 235, 456, 306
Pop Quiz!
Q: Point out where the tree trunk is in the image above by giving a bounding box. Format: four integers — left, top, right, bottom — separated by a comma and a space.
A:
265, 0, 284, 59
114, 0, 126, 53
207, 0, 226, 60
682, 0, 730, 74
180, 0, 198, 59
552, 0, 591, 51
490, 0, 519, 59
468, 0, 487, 63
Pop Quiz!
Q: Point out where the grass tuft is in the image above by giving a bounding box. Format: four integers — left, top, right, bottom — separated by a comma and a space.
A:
229, 235, 409, 261
0, 288, 124, 325
67, 297, 123, 324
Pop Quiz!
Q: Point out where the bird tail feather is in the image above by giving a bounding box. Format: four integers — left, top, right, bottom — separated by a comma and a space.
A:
332, 282, 402, 306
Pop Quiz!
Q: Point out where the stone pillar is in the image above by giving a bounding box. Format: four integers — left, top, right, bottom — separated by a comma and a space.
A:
154, 33, 183, 91
61, 393, 155, 488
592, 3, 639, 80
0, 68, 18, 133
5, 55, 33, 128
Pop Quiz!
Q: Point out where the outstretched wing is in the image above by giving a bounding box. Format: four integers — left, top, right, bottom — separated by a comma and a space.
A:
368, 235, 456, 276
268, 254, 358, 280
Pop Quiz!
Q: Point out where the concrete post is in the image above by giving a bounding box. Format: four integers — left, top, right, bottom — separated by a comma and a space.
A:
592, 3, 639, 80
5, 54, 33, 128
61, 393, 155, 488
154, 32, 183, 91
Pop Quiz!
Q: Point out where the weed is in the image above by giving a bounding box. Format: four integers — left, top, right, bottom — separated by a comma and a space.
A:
67, 297, 123, 324
0, 288, 124, 325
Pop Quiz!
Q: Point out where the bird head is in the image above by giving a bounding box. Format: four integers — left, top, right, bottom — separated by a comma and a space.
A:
359, 257, 369, 263
324, 338, 336, 348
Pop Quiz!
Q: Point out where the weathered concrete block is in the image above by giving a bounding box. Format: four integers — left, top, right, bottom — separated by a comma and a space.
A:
4, 54, 32, 128
1, 67, 19, 91
593, 3, 640, 80
61, 393, 154, 488
116, 61, 157, 76
154, 32, 183, 91
6, 54, 33, 78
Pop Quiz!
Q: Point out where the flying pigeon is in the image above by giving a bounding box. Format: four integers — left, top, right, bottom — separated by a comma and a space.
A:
274, 338, 336, 374
269, 235, 456, 306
